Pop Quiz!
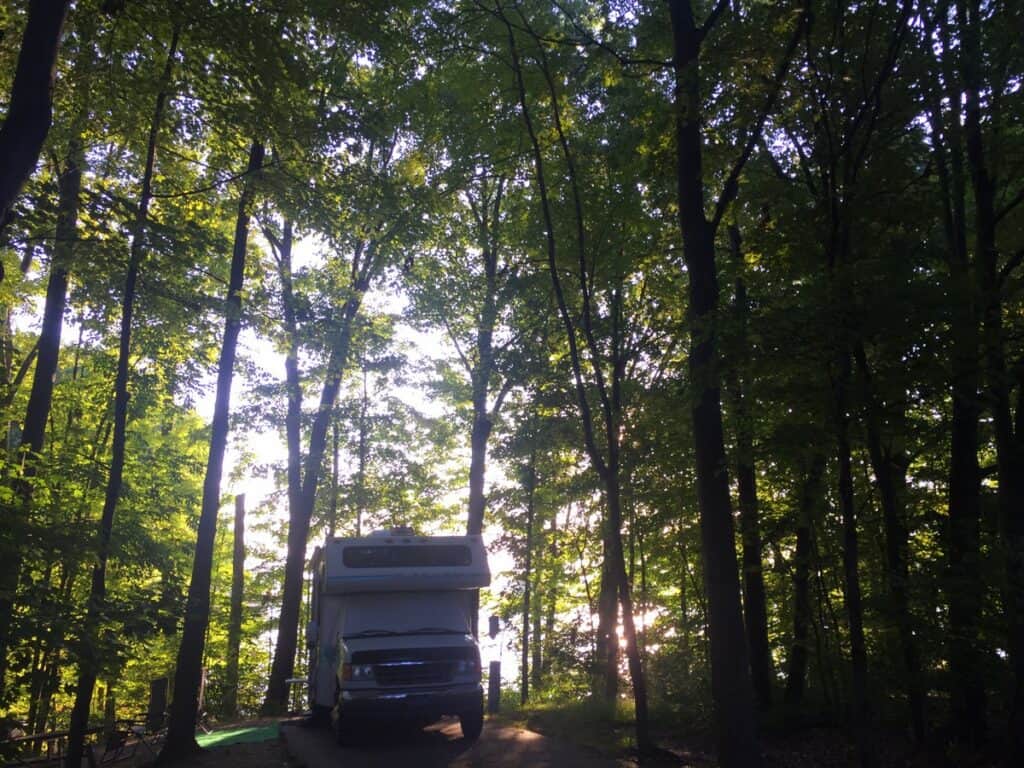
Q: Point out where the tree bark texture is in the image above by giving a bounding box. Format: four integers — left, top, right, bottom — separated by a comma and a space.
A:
0, 11, 99, 688
0, 0, 71, 243
954, 0, 1024, 751
264, 237, 382, 712
668, 2, 762, 764
833, 347, 874, 768
223, 494, 246, 719
853, 344, 925, 741
727, 223, 773, 711
921, 1, 987, 744
161, 140, 264, 760
65, 28, 178, 765
500, 7, 650, 749
521, 459, 535, 706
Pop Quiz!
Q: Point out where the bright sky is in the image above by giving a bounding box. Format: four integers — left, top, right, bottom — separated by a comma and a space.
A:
13, 234, 521, 672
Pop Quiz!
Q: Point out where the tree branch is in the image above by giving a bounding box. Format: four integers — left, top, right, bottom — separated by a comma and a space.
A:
709, 7, 807, 235
995, 185, 1024, 226
699, 0, 730, 41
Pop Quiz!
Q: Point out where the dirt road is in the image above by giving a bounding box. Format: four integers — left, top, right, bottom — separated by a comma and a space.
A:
281, 717, 625, 768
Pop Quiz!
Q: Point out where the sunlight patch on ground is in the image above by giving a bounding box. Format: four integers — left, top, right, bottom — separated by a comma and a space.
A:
195, 723, 279, 748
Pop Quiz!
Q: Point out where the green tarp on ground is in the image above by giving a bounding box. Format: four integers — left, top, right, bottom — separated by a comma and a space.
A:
196, 722, 279, 748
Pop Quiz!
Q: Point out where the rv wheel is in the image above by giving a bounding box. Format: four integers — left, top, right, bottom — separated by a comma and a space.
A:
331, 702, 351, 745
459, 702, 484, 742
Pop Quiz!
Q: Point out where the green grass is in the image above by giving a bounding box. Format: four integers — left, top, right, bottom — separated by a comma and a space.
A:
195, 723, 279, 748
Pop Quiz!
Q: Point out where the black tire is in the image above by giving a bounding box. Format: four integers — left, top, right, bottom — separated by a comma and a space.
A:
459, 701, 484, 742
331, 701, 351, 745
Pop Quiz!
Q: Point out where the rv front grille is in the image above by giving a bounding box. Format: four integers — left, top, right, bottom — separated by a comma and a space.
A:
372, 660, 454, 686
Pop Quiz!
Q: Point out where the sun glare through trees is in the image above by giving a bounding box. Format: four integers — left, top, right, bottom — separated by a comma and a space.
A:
1, 1, 1023, 767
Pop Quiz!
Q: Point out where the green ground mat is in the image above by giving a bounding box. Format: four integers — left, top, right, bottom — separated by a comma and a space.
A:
195, 722, 280, 748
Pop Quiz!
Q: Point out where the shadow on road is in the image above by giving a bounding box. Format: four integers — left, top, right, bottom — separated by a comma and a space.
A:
283, 716, 623, 767
340, 717, 473, 759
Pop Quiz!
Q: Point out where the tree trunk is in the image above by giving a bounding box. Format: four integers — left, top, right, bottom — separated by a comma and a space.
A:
606, 474, 650, 750
532, 575, 544, 689
922, 2, 987, 744
532, 512, 545, 689
356, 366, 367, 535
264, 237, 382, 713
464, 182, 505, 636
223, 494, 246, 719
464, 177, 503, 538
0, 147, 76, 689
521, 459, 535, 706
785, 456, 825, 713
669, 2, 762, 765
0, 0, 71, 243
833, 347, 874, 767
952, 0, 1024, 751
161, 140, 264, 761
727, 224, 772, 710
501, 8, 649, 748
595, 552, 619, 699
853, 343, 925, 741
943, 115, 987, 754
273, 221, 304, 550
65, 28, 178, 765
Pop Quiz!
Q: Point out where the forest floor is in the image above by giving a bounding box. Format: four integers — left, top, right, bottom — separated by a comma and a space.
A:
171, 714, 1003, 767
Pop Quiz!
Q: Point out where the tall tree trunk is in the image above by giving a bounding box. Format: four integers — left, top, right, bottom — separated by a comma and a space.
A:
595, 554, 619, 699
727, 223, 773, 710
223, 494, 246, 719
606, 474, 650, 749
532, 573, 544, 689
461, 177, 508, 638
331, 420, 340, 537
922, 2, 987, 744
0, 12, 98, 685
161, 140, 264, 760
943, 93, 987, 753
0, 162, 75, 688
853, 344, 925, 741
833, 347, 874, 767
668, 2, 763, 764
521, 458, 535, 706
501, 8, 649, 747
0, 0, 71, 244
271, 220, 304, 550
953, 0, 1024, 751
532, 509, 545, 689
65, 28, 178, 765
264, 235, 383, 712
785, 456, 824, 713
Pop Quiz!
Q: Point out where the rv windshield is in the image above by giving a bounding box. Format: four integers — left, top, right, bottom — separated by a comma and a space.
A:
340, 591, 471, 638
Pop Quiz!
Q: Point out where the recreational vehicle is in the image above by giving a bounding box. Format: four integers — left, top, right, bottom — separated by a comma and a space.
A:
306, 529, 490, 742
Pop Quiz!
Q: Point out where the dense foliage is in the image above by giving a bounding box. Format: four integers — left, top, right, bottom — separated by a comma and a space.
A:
1, 0, 1022, 765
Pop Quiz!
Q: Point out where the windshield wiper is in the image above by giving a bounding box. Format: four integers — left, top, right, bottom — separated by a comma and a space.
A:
344, 629, 400, 638
406, 627, 467, 635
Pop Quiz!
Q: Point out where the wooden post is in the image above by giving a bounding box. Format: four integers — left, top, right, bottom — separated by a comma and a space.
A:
146, 678, 167, 731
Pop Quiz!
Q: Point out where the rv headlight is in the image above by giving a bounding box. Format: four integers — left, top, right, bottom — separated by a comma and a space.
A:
341, 663, 375, 681
456, 659, 477, 674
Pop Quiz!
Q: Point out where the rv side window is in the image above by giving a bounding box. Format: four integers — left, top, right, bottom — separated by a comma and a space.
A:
342, 545, 472, 568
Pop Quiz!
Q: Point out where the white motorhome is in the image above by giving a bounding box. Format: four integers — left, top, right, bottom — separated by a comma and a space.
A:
306, 529, 490, 742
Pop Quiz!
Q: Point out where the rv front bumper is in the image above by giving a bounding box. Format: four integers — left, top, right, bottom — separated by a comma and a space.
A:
338, 684, 482, 720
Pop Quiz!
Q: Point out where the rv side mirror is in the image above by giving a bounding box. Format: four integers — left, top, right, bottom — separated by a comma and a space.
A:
488, 615, 500, 639
306, 620, 318, 648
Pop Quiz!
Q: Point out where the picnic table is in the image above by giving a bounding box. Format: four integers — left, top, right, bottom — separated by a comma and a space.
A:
1, 720, 164, 768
